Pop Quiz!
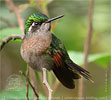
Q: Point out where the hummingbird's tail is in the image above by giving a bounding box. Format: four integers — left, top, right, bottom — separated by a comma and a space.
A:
52, 60, 93, 89
66, 60, 93, 82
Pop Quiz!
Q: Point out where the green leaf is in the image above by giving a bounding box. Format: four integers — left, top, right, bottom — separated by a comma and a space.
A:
89, 53, 110, 68
68, 51, 84, 66
68, 51, 110, 68
0, 27, 21, 41
0, 87, 46, 100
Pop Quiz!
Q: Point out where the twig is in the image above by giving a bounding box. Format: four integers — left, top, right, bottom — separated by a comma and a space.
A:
42, 68, 52, 100
26, 67, 29, 100
38, 72, 48, 96
53, 80, 60, 93
20, 71, 39, 100
29, 67, 39, 100
0, 35, 23, 50
78, 0, 94, 98
26, 82, 29, 100
0, 16, 15, 27
4, 0, 24, 34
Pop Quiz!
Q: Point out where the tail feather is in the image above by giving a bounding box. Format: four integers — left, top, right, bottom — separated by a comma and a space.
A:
70, 71, 81, 79
67, 60, 92, 81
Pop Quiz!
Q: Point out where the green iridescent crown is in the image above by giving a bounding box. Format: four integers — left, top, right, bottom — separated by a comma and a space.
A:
25, 13, 48, 34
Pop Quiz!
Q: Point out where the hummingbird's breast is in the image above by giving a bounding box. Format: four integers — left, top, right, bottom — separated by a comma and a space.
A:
20, 35, 54, 70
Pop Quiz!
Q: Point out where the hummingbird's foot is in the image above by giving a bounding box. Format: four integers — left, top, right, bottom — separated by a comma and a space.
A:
42, 68, 53, 100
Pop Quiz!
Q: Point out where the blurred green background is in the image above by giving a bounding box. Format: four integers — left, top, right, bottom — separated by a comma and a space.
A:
0, 0, 111, 100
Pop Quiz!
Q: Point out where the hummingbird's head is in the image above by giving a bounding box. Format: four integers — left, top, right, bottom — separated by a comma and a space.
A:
25, 13, 48, 34
25, 13, 64, 35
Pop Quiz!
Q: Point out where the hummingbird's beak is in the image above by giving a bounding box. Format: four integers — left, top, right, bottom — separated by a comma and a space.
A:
45, 15, 64, 23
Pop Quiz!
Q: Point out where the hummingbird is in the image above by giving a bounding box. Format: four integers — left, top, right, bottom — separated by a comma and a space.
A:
20, 13, 92, 94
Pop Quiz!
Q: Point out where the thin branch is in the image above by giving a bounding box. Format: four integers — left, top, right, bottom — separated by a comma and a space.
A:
83, 0, 93, 68
0, 35, 23, 50
78, 0, 94, 98
0, 17, 15, 27
42, 68, 52, 100
29, 67, 39, 100
20, 71, 39, 100
26, 81, 29, 100
4, 0, 24, 34
38, 72, 48, 96
53, 80, 60, 93
26, 68, 29, 100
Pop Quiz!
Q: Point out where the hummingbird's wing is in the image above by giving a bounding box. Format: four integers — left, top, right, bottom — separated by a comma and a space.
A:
48, 34, 92, 89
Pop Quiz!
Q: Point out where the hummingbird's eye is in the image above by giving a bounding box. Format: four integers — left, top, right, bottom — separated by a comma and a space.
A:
34, 22, 38, 26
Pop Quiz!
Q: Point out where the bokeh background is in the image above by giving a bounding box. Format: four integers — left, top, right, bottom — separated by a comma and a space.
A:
0, 0, 110, 100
